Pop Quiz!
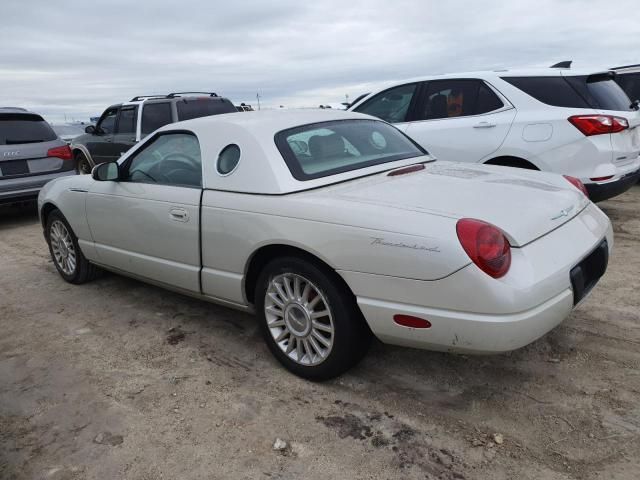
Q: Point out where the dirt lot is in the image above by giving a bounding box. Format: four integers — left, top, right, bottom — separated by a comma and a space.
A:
1, 186, 639, 480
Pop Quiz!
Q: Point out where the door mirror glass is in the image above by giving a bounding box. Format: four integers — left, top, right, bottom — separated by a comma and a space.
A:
92, 161, 119, 181
85, 125, 96, 134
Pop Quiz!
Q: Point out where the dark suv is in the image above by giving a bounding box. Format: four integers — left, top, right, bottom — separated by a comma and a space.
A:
71, 92, 237, 173
1, 107, 75, 204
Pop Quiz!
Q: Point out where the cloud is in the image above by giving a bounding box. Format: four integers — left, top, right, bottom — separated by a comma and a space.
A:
1, 0, 639, 122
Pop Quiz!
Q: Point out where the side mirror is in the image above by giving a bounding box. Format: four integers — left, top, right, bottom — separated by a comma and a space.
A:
85, 125, 96, 134
92, 162, 119, 181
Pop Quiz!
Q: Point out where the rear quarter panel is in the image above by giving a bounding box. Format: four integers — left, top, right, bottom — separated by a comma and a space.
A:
200, 189, 470, 304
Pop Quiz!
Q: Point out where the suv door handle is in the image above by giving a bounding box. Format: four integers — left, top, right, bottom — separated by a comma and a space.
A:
169, 207, 189, 222
473, 122, 497, 128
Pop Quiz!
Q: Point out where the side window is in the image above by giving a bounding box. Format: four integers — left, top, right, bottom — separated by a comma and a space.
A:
141, 102, 173, 135
476, 83, 504, 114
177, 98, 237, 121
501, 77, 590, 108
115, 106, 137, 134
97, 108, 118, 134
216, 144, 241, 175
417, 80, 481, 120
354, 83, 417, 123
124, 133, 201, 188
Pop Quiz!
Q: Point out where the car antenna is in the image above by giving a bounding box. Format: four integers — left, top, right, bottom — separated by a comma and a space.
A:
550, 60, 572, 68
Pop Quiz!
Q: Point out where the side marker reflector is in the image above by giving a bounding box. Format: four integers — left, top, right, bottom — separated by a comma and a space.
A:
393, 314, 432, 329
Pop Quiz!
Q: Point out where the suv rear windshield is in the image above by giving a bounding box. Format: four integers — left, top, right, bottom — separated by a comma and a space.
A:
615, 72, 640, 103
565, 74, 632, 111
275, 119, 426, 180
176, 98, 236, 121
502, 75, 633, 111
0, 113, 57, 145
615, 72, 640, 100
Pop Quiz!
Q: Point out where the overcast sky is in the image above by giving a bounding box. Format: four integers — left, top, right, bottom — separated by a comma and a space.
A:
2, 0, 639, 122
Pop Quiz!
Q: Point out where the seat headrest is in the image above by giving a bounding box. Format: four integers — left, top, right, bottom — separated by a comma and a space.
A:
308, 133, 345, 160
428, 94, 448, 119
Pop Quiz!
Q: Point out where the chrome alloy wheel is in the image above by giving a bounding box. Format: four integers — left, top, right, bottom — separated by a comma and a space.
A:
49, 220, 77, 275
264, 273, 334, 366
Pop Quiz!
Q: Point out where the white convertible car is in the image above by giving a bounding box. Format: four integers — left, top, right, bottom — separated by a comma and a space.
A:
38, 110, 612, 379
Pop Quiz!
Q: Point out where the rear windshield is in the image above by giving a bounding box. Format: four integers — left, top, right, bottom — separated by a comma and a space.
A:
0, 113, 57, 145
502, 75, 633, 111
615, 73, 640, 102
176, 98, 237, 121
565, 74, 632, 111
275, 119, 426, 180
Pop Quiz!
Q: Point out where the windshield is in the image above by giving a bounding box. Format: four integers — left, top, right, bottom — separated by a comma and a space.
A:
275, 119, 426, 180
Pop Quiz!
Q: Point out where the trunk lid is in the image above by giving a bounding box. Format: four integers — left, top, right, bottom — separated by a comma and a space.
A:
326, 162, 588, 246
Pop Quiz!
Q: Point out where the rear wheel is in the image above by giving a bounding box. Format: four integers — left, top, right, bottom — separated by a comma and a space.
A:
256, 256, 372, 380
75, 151, 92, 174
46, 209, 98, 284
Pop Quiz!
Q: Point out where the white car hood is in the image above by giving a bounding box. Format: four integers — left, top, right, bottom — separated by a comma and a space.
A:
323, 161, 589, 247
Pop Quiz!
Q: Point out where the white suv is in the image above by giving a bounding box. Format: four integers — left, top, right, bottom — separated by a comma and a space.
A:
349, 68, 640, 201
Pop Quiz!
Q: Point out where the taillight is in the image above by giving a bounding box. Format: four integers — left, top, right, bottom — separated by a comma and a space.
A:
47, 145, 73, 161
456, 219, 511, 279
568, 115, 629, 136
563, 175, 589, 198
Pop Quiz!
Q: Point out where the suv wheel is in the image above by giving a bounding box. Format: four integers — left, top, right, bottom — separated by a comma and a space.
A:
256, 256, 372, 380
75, 151, 92, 175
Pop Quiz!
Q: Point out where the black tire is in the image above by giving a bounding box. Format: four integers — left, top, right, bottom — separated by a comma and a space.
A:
45, 209, 99, 284
255, 256, 372, 380
75, 151, 92, 175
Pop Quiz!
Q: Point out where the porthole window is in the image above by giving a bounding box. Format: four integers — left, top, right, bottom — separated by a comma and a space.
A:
217, 144, 241, 175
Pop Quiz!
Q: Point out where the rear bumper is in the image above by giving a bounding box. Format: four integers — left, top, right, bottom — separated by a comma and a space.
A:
357, 289, 575, 353
340, 203, 612, 354
0, 171, 76, 204
585, 167, 640, 202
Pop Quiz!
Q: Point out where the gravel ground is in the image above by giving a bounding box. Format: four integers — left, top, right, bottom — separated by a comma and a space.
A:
1, 186, 639, 480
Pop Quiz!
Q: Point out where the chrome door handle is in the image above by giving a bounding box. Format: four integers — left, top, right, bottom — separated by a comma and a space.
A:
169, 207, 189, 222
473, 122, 497, 128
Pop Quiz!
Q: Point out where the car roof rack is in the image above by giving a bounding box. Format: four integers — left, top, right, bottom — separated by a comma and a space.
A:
166, 91, 218, 98
129, 95, 167, 102
550, 60, 572, 68
0, 106, 28, 111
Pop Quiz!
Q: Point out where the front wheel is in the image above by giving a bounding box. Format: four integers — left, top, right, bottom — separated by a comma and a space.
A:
75, 151, 92, 175
256, 257, 372, 380
46, 209, 99, 284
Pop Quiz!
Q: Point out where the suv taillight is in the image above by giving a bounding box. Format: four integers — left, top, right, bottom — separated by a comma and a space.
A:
456, 219, 511, 279
563, 175, 589, 198
568, 115, 629, 136
47, 145, 73, 160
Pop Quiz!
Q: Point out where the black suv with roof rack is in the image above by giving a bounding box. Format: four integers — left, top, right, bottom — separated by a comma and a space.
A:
71, 92, 236, 173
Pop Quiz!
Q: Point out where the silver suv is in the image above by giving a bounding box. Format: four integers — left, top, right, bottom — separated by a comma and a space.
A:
1, 107, 75, 204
